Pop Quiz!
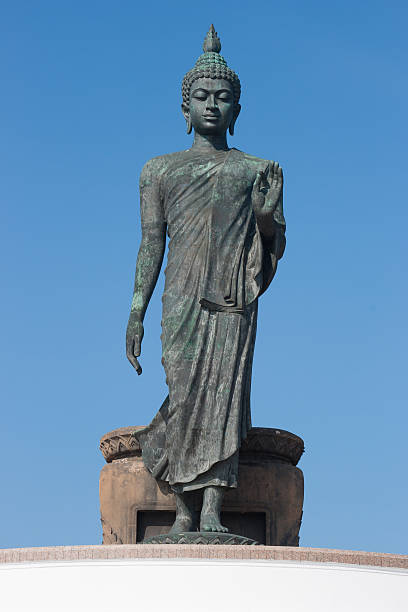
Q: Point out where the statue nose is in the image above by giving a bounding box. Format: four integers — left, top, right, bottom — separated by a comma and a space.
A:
206, 95, 218, 110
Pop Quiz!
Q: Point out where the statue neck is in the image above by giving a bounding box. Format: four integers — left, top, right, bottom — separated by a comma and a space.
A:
191, 131, 229, 152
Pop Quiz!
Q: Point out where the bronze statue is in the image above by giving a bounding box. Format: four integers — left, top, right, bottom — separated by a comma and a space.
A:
126, 25, 285, 534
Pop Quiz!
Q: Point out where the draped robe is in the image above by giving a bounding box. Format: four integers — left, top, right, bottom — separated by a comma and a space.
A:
136, 147, 285, 492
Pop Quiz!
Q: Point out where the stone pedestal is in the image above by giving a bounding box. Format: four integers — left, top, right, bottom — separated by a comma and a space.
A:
99, 426, 304, 546
143, 532, 259, 545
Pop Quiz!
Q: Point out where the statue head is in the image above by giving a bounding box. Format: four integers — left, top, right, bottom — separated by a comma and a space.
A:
182, 25, 241, 136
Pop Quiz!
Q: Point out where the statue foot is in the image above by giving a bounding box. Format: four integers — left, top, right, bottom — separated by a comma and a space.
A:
169, 516, 194, 534
169, 491, 196, 534
200, 513, 229, 533
200, 485, 227, 532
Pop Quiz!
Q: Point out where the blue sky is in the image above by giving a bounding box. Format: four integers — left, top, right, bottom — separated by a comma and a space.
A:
1, 0, 407, 553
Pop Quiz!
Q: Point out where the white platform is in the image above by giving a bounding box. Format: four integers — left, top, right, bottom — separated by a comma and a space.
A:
1, 554, 407, 611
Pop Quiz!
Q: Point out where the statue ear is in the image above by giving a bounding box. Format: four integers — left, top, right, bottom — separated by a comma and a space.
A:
182, 103, 192, 135
229, 104, 241, 136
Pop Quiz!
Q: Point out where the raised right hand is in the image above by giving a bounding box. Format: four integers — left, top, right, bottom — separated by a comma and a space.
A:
251, 162, 283, 215
126, 315, 144, 375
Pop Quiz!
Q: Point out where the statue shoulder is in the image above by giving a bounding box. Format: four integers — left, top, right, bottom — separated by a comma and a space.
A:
140, 155, 167, 181
140, 150, 189, 182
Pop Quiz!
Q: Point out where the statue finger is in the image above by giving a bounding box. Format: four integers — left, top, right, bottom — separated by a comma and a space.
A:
253, 172, 262, 191
133, 339, 141, 357
134, 358, 142, 376
127, 352, 142, 374
273, 162, 280, 186
278, 166, 283, 187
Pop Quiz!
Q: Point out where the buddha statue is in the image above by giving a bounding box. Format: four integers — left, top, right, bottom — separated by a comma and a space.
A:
126, 25, 286, 535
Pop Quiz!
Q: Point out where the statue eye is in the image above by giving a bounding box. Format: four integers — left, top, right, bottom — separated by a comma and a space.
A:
217, 92, 232, 101
192, 90, 207, 100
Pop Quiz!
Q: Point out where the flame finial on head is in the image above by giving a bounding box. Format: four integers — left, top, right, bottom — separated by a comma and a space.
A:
203, 24, 221, 53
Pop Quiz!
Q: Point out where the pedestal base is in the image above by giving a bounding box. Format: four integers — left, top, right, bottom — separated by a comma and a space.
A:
99, 426, 304, 545
143, 532, 259, 545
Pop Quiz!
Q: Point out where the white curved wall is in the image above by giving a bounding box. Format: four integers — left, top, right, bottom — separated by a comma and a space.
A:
1, 559, 407, 612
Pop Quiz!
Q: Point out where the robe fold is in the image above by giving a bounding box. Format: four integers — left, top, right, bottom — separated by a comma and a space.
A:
135, 147, 285, 492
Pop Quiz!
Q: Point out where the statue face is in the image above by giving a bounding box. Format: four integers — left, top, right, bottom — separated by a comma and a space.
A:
187, 78, 236, 136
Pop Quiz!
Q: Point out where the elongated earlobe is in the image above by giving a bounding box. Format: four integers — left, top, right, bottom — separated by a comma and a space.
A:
181, 102, 192, 135
229, 104, 241, 136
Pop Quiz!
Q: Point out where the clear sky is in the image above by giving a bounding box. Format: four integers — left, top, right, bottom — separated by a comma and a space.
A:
1, 1, 407, 553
